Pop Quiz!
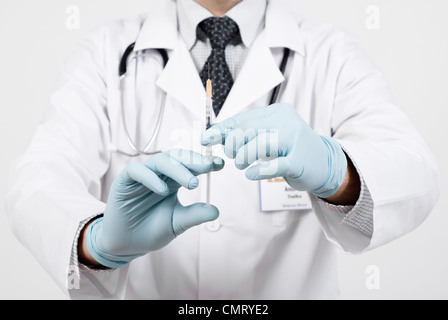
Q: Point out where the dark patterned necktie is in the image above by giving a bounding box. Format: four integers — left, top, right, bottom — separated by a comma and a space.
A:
197, 17, 242, 116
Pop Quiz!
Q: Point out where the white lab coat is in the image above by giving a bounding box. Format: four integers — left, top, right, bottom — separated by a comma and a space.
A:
6, 0, 439, 299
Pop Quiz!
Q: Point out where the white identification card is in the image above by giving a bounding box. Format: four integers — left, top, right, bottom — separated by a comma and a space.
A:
259, 178, 313, 212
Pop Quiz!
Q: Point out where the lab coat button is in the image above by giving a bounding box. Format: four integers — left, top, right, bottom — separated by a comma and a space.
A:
206, 220, 221, 232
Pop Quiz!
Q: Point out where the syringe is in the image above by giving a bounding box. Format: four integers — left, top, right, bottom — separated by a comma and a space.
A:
205, 79, 213, 207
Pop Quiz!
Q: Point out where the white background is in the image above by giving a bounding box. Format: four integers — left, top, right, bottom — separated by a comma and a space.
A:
0, 0, 447, 300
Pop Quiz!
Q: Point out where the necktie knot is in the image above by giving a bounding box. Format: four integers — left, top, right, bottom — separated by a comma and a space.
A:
197, 17, 241, 116
197, 16, 242, 49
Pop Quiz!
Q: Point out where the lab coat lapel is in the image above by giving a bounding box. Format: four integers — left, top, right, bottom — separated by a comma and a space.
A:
134, 0, 205, 121
156, 40, 205, 121
217, 31, 284, 121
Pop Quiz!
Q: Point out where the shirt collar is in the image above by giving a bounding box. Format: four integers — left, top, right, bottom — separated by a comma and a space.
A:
177, 0, 267, 50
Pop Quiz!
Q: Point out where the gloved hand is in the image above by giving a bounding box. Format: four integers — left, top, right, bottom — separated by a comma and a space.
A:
201, 103, 347, 198
86, 149, 224, 269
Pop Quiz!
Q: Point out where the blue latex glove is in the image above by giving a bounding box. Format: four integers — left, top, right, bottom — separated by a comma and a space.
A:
201, 103, 347, 198
86, 150, 224, 269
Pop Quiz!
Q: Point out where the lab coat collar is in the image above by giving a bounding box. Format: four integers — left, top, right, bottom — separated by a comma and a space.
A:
132, 0, 306, 122
265, 0, 305, 56
134, 0, 178, 51
134, 0, 305, 55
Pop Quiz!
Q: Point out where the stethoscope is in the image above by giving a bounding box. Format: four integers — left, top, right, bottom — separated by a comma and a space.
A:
115, 42, 290, 157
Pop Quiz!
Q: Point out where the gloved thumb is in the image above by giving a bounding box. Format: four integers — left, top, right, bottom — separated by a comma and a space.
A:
172, 203, 219, 236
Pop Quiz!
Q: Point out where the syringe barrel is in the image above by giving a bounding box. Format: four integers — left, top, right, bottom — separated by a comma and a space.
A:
206, 98, 213, 130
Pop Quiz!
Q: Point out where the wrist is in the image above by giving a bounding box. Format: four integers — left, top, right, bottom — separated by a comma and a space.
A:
325, 153, 361, 205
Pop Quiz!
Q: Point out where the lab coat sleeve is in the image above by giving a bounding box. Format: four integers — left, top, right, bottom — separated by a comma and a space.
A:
315, 164, 374, 238
5, 27, 126, 299
312, 29, 440, 254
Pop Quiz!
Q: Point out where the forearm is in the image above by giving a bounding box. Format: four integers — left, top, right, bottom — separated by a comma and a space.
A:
77, 219, 105, 269
325, 154, 360, 206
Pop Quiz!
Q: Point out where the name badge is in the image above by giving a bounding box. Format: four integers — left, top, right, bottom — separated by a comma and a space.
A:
259, 178, 312, 212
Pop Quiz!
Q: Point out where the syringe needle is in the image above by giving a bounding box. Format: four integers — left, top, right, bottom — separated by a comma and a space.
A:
205, 78, 213, 207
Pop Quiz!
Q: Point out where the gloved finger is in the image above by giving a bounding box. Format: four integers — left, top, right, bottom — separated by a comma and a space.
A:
210, 156, 225, 172
245, 157, 303, 181
172, 202, 219, 237
144, 153, 199, 190
121, 162, 169, 195
234, 132, 280, 170
224, 126, 258, 159
167, 149, 225, 175
201, 107, 267, 147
